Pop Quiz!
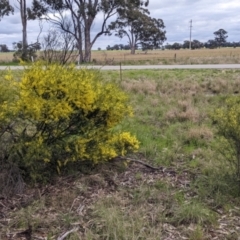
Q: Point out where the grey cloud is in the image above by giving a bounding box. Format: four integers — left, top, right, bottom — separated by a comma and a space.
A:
149, 0, 240, 43
1, 0, 240, 49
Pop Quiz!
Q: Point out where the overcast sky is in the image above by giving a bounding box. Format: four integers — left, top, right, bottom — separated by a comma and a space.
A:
0, 0, 240, 50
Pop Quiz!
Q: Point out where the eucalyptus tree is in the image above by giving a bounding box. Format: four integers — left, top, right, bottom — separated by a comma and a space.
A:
214, 29, 228, 47
0, 0, 40, 61
17, 0, 28, 60
29, 0, 150, 62
108, 1, 166, 54
0, 0, 29, 60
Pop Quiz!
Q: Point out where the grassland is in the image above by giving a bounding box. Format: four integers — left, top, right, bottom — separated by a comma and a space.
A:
1, 47, 240, 65
91, 48, 240, 65
1, 68, 240, 239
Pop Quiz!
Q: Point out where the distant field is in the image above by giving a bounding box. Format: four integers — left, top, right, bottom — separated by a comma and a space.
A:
0, 52, 14, 62
91, 47, 240, 64
1, 47, 240, 65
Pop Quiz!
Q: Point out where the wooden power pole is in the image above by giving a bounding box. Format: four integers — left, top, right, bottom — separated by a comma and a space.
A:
189, 20, 192, 50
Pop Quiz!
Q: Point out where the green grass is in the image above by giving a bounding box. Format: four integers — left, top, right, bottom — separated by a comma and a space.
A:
0, 61, 19, 66
1, 68, 240, 239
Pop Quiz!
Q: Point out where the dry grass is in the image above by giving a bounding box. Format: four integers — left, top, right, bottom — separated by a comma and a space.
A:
187, 126, 214, 142
93, 48, 240, 65
1, 47, 240, 64
164, 99, 201, 123
120, 79, 157, 94
165, 107, 200, 123
0, 52, 13, 62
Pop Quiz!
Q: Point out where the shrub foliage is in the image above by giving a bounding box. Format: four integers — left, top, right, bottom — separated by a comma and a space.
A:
214, 96, 240, 179
0, 62, 139, 182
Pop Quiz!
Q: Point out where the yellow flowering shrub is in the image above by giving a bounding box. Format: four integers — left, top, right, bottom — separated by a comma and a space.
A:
213, 96, 240, 178
0, 70, 19, 123
214, 97, 240, 140
0, 62, 139, 182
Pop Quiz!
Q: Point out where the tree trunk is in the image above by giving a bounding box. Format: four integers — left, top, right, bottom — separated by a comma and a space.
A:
130, 27, 136, 54
130, 46, 136, 54
22, 20, 27, 59
76, 38, 83, 64
78, 51, 83, 64
20, 0, 28, 60
84, 21, 92, 62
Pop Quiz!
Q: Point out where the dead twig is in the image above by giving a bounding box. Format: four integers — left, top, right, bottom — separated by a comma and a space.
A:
57, 227, 79, 240
116, 156, 176, 174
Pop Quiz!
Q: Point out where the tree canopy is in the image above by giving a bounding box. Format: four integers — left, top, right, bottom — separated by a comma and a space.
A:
29, 0, 155, 61
108, 1, 166, 54
214, 29, 228, 47
0, 0, 13, 21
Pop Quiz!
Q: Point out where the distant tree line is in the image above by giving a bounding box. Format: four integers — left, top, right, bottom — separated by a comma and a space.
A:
106, 29, 239, 51
165, 40, 240, 50
106, 39, 240, 51
165, 29, 239, 50
0, 44, 10, 52
106, 44, 139, 51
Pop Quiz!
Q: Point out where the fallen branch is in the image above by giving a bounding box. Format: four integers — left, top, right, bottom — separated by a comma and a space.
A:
57, 227, 79, 240
116, 156, 176, 174
124, 157, 163, 170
